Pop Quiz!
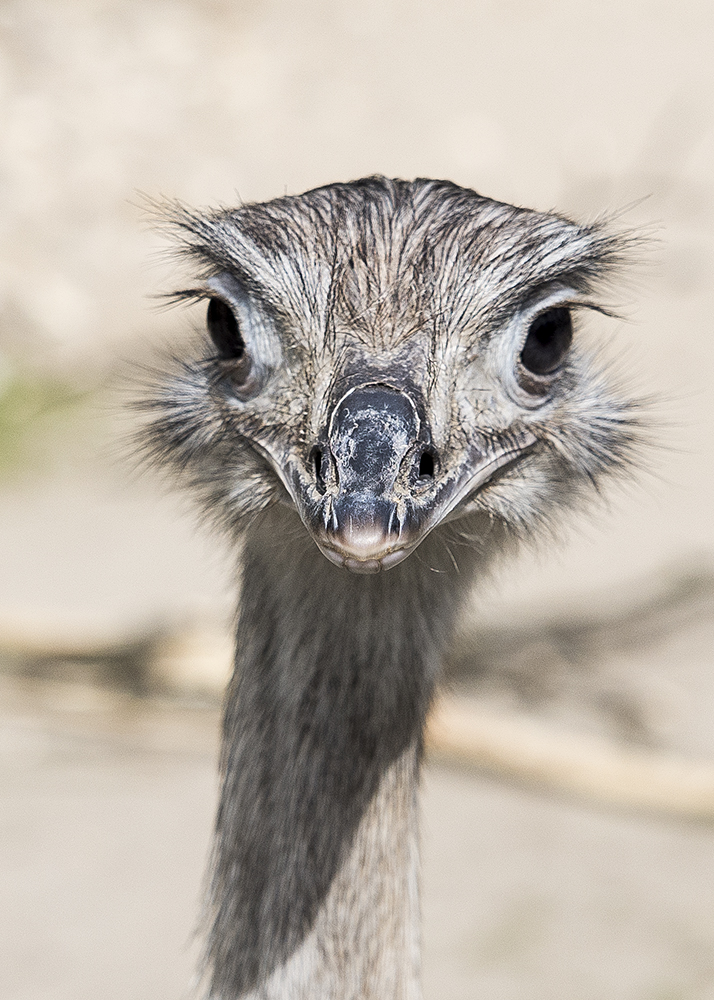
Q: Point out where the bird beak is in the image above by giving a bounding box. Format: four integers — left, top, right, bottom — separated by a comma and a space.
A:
310, 384, 422, 572
263, 382, 534, 574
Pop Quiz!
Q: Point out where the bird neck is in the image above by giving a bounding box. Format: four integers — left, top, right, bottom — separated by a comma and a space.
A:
203, 506, 465, 999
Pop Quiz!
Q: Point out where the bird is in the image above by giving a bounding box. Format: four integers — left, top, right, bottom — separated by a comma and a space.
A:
139, 176, 638, 999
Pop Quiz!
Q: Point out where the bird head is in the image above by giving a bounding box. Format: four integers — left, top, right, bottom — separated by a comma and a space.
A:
142, 178, 638, 573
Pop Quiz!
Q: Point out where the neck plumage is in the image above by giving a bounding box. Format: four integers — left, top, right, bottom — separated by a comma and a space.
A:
202, 506, 469, 1000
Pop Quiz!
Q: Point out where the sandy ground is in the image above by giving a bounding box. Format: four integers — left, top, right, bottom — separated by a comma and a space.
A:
2, 674, 714, 1000
2, 2, 714, 998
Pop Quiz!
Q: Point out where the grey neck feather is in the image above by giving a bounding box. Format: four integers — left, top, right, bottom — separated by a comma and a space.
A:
202, 505, 476, 999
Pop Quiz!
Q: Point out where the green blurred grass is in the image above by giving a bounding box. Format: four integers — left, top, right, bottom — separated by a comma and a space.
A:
0, 360, 94, 478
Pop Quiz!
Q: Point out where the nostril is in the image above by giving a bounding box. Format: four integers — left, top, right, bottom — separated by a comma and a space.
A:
418, 450, 435, 480
311, 447, 326, 494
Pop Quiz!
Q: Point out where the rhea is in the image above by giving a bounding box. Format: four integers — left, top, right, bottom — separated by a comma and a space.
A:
141, 177, 636, 999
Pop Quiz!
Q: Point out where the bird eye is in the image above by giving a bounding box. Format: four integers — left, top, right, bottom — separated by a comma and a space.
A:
520, 307, 572, 376
206, 297, 246, 360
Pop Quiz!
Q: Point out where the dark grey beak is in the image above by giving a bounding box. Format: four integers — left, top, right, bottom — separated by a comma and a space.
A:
278, 382, 536, 574
329, 384, 418, 527
314, 384, 430, 573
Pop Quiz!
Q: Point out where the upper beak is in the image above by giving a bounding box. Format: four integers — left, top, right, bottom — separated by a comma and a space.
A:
312, 384, 426, 572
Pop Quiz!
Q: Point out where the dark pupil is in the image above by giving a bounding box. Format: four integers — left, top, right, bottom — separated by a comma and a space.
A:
207, 298, 245, 359
520, 307, 572, 375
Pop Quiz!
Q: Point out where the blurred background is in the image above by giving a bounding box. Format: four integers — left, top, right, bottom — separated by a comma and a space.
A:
1, 1, 713, 998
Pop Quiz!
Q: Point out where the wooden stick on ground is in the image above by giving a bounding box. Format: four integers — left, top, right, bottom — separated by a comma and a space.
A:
426, 697, 714, 821
3, 614, 714, 821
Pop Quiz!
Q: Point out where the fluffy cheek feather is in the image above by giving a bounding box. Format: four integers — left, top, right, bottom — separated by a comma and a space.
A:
138, 369, 282, 528
464, 397, 637, 544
